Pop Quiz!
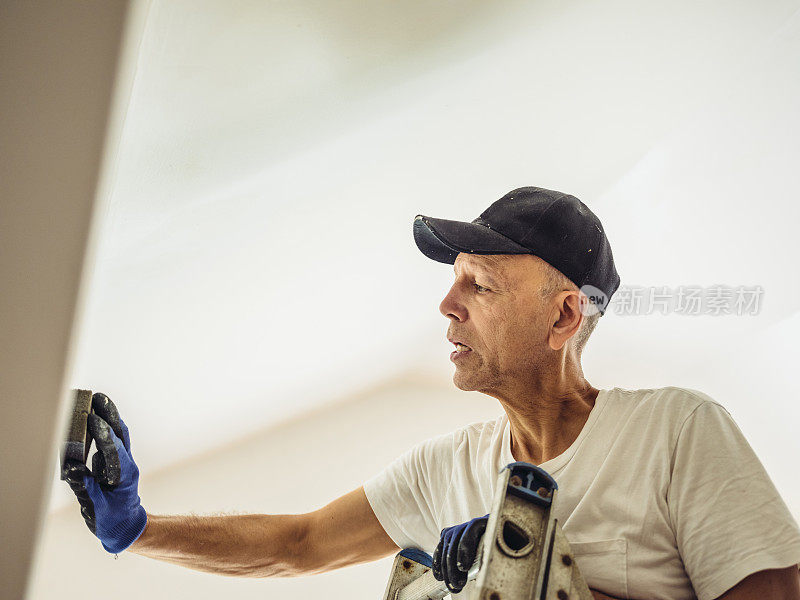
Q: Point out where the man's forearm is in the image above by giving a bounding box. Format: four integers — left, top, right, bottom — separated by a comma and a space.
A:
128, 512, 310, 577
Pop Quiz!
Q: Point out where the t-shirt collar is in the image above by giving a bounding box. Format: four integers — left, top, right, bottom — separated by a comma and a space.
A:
499, 388, 611, 475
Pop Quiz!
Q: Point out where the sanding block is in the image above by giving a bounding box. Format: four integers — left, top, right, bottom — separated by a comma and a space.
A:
60, 389, 121, 488
60, 389, 93, 480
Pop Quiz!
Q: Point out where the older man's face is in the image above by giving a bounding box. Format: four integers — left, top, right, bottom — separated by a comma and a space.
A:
440, 253, 552, 393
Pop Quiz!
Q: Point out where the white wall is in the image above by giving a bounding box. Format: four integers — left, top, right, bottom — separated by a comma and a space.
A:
52, 0, 800, 496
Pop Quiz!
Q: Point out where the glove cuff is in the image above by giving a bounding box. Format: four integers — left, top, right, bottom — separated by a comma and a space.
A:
101, 506, 148, 554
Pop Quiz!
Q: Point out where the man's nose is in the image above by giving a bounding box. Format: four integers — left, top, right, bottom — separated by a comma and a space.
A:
440, 286, 467, 322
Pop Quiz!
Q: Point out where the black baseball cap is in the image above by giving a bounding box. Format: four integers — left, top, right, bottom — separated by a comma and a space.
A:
413, 186, 620, 314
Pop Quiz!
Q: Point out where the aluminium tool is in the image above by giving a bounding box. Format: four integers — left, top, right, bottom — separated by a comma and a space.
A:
381, 462, 593, 600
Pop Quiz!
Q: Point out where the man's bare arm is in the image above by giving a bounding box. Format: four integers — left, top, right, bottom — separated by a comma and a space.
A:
714, 565, 800, 600
589, 591, 623, 600
587, 565, 800, 600
128, 486, 399, 577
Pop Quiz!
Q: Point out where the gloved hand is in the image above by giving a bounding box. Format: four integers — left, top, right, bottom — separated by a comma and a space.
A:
62, 393, 147, 554
432, 514, 489, 594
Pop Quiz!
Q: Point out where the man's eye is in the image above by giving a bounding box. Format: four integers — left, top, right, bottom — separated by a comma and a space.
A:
473, 283, 490, 293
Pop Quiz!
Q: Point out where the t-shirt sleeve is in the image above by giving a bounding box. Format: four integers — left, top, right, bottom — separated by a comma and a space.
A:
667, 399, 800, 600
362, 432, 457, 552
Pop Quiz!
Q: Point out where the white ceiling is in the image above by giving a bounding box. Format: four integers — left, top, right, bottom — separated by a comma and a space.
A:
52, 0, 800, 514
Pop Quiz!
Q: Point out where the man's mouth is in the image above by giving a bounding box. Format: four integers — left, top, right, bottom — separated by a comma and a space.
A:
448, 337, 473, 361
449, 338, 473, 361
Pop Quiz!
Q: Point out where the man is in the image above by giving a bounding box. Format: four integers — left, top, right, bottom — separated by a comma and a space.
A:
64, 187, 800, 599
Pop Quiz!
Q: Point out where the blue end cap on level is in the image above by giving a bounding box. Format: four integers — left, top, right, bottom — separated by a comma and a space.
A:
399, 547, 433, 568
502, 461, 558, 508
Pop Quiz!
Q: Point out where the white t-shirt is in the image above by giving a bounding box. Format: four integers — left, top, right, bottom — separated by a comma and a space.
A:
363, 386, 800, 600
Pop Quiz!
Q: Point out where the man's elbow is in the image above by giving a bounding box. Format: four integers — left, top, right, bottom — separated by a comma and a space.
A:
286, 513, 348, 577
240, 515, 318, 579
274, 515, 318, 577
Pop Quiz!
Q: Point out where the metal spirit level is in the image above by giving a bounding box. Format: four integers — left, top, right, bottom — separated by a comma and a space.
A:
381, 462, 593, 600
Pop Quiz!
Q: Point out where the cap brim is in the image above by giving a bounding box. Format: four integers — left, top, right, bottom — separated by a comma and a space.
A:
413, 215, 532, 264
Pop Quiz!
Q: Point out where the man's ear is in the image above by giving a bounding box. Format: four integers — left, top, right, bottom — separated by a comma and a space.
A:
548, 291, 584, 351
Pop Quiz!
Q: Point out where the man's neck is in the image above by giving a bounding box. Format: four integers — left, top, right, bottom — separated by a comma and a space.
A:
498, 380, 600, 465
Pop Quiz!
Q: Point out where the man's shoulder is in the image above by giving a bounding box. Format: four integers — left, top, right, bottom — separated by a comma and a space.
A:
608, 385, 728, 422
447, 414, 506, 441
413, 415, 506, 456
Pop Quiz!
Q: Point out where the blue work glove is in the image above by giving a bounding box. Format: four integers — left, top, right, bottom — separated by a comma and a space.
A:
432, 514, 489, 594
62, 393, 147, 554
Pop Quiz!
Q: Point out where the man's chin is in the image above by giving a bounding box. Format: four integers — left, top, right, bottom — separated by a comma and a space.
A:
452, 370, 481, 392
